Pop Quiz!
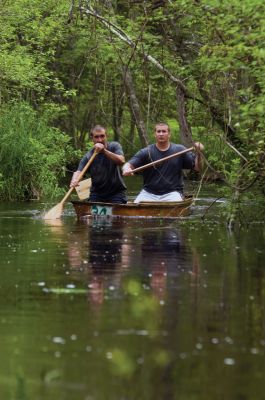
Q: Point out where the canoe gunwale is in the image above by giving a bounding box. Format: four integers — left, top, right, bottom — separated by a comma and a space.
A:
71, 196, 193, 219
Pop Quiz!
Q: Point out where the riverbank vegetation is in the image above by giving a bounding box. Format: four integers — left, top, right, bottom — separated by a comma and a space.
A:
0, 0, 264, 220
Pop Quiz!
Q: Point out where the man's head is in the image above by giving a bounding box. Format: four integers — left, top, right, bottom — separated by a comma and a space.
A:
90, 125, 107, 145
154, 123, 171, 145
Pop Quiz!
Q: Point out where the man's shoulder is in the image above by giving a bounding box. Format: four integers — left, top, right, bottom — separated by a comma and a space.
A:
108, 140, 119, 146
107, 141, 125, 157
135, 144, 155, 156
140, 144, 157, 153
108, 141, 123, 149
170, 143, 187, 151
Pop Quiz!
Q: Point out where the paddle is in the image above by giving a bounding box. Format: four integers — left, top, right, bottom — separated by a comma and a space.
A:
75, 178, 92, 200
43, 151, 97, 220
127, 146, 194, 174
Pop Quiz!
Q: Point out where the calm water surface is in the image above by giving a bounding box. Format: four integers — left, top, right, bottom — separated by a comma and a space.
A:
0, 188, 264, 400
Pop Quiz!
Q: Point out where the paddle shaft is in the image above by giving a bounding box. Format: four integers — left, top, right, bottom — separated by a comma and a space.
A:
60, 151, 97, 204
130, 146, 194, 174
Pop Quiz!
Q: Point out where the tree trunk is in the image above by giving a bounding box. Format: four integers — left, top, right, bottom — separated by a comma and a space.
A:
111, 82, 124, 141
123, 67, 149, 147
176, 86, 193, 147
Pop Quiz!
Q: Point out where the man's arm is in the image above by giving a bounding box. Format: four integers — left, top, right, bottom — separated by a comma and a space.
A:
122, 147, 148, 175
103, 148, 125, 165
70, 170, 82, 187
70, 153, 90, 188
122, 162, 135, 176
95, 143, 125, 165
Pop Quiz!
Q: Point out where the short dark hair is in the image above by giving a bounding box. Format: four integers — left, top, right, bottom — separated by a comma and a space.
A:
155, 122, 170, 132
90, 125, 107, 137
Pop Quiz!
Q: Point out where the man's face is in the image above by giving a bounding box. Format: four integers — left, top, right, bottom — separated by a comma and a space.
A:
92, 129, 107, 145
154, 125, 170, 143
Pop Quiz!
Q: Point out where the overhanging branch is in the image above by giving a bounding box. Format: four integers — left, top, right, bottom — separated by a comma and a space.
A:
81, 5, 188, 93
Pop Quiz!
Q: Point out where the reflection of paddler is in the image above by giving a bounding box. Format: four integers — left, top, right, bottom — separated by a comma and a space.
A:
86, 219, 128, 311
141, 228, 196, 272
67, 225, 89, 270
88, 223, 123, 269
150, 263, 167, 302
141, 229, 189, 301
88, 276, 104, 306
141, 229, 181, 254
44, 219, 89, 270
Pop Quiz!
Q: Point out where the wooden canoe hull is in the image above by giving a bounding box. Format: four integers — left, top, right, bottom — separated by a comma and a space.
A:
71, 197, 193, 219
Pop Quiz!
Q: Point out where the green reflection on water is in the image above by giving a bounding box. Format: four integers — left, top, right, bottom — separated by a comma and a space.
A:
0, 200, 264, 400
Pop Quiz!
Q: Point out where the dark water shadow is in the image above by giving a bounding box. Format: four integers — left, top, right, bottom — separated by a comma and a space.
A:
43, 217, 201, 313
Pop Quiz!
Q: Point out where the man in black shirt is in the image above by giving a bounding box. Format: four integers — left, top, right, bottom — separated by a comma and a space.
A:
123, 123, 204, 203
70, 125, 127, 203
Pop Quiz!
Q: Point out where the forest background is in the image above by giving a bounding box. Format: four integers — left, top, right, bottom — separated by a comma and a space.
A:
0, 0, 264, 221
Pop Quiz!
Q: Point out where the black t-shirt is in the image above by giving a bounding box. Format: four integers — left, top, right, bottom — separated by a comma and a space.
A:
128, 143, 195, 195
78, 142, 126, 196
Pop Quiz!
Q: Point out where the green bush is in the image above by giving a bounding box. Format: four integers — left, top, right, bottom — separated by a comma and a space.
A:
0, 102, 74, 200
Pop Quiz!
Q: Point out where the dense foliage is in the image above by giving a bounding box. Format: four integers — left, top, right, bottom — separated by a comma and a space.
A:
0, 103, 73, 200
0, 0, 264, 216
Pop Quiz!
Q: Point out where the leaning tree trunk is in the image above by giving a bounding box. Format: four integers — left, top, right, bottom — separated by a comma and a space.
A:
122, 67, 149, 147
129, 116, 135, 144
83, 0, 148, 147
176, 86, 193, 147
111, 82, 124, 141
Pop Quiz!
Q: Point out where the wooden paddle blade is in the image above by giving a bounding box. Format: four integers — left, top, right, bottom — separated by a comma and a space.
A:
42, 151, 97, 221
42, 187, 74, 220
43, 202, 64, 220
75, 178, 92, 200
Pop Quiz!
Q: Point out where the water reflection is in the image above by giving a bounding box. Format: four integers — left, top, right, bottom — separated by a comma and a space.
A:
141, 229, 182, 302
2, 199, 265, 398
141, 227, 201, 301
42, 218, 203, 308
86, 219, 129, 310
58, 217, 201, 312
88, 220, 123, 268
65, 219, 130, 311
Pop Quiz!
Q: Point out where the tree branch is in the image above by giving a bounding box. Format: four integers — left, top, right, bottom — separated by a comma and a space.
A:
81, 4, 188, 93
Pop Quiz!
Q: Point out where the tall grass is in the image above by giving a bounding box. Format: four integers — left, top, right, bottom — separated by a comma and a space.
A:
0, 102, 74, 200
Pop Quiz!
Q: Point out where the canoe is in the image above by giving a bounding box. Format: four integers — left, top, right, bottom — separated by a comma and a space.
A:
71, 196, 193, 219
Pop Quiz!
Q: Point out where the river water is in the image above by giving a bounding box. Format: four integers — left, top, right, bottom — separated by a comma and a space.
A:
0, 183, 264, 400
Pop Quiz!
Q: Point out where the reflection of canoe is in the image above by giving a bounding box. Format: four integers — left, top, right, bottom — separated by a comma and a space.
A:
71, 197, 193, 219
